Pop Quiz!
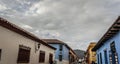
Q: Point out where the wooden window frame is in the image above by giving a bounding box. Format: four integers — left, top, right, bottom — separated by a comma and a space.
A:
59, 55, 62, 61
110, 41, 116, 53
104, 50, 108, 64
17, 45, 31, 63
100, 53, 102, 64
97, 54, 100, 64
49, 53, 53, 63
59, 44, 63, 51
39, 51, 45, 63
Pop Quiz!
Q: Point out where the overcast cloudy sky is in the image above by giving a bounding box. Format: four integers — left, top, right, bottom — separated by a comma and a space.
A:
0, 0, 120, 50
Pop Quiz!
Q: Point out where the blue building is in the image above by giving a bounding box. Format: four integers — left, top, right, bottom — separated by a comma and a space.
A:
92, 16, 120, 64
42, 39, 78, 64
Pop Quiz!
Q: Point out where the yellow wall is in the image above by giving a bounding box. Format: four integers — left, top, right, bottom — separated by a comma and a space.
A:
86, 43, 96, 64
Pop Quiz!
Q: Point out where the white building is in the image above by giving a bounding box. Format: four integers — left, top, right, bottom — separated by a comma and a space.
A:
0, 17, 56, 64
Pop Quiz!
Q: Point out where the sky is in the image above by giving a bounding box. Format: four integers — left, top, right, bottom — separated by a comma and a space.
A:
0, 0, 120, 50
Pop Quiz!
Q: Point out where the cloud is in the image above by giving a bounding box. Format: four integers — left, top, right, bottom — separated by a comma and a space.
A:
0, 4, 7, 10
21, 24, 33, 30
0, 0, 120, 50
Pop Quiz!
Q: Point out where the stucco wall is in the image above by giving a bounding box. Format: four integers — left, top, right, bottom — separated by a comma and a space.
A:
49, 44, 59, 60
63, 45, 69, 61
49, 44, 69, 64
96, 31, 120, 64
0, 26, 55, 64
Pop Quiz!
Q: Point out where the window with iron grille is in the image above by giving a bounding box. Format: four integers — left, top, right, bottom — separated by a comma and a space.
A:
39, 51, 45, 63
17, 45, 31, 63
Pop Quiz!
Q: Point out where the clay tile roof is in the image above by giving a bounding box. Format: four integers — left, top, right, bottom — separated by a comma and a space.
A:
42, 39, 65, 44
42, 39, 78, 58
0, 17, 56, 50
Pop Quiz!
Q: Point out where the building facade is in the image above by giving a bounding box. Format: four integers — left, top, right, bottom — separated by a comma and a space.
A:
86, 43, 96, 64
0, 17, 56, 64
92, 16, 120, 64
42, 39, 78, 64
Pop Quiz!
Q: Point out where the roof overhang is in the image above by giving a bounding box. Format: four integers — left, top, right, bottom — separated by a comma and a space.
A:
0, 17, 56, 50
92, 16, 120, 51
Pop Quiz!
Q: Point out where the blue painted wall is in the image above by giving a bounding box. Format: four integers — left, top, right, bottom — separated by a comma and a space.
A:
63, 45, 69, 60
96, 31, 120, 64
49, 44, 69, 61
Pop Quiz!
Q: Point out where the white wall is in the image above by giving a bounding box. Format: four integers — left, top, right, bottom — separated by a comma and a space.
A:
0, 26, 55, 64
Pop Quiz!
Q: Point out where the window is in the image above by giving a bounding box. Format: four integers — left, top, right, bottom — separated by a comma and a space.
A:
110, 41, 116, 53
39, 51, 45, 63
114, 53, 119, 64
104, 50, 108, 64
97, 54, 99, 64
49, 53, 53, 63
59, 55, 62, 61
59, 44, 63, 51
0, 49, 1, 61
100, 53, 102, 64
17, 45, 31, 63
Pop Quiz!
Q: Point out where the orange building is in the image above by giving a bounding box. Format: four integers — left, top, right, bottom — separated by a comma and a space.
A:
85, 42, 96, 64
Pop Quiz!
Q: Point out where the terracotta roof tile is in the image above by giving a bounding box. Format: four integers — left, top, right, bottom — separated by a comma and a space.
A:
42, 39, 78, 58
42, 39, 65, 44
